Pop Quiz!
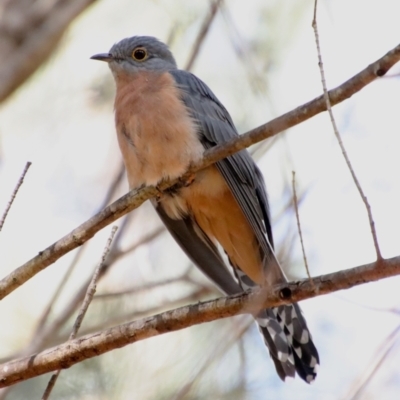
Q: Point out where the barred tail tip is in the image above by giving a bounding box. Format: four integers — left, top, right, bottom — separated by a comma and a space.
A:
257, 304, 319, 384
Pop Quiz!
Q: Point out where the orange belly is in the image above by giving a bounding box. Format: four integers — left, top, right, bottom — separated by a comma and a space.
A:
161, 166, 264, 284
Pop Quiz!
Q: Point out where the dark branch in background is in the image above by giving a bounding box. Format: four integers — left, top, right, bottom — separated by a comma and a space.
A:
220, 3, 268, 95
93, 266, 190, 299
0, 42, 399, 300
312, 0, 382, 260
0, 161, 31, 231
41, 226, 118, 400
0, 255, 399, 387
0, 0, 98, 103
184, 0, 223, 71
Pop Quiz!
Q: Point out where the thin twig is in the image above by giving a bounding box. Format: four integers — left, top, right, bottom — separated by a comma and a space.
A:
220, 4, 268, 95
291, 171, 314, 287
312, 0, 382, 260
71, 226, 119, 339
0, 42, 399, 300
171, 318, 252, 400
41, 226, 118, 400
344, 324, 400, 400
0, 161, 31, 232
113, 225, 165, 258
94, 272, 189, 299
97, 212, 133, 276
335, 295, 400, 315
184, 0, 223, 71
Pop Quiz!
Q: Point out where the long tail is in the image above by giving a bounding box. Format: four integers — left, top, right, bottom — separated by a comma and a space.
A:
234, 268, 319, 383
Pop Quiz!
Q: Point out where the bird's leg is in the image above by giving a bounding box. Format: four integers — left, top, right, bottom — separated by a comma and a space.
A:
152, 183, 164, 202
156, 173, 196, 198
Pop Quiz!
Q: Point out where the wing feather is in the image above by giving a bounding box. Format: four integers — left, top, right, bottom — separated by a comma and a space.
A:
154, 203, 241, 295
170, 69, 277, 270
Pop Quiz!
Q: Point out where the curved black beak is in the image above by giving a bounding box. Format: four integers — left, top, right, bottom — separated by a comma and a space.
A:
90, 53, 113, 62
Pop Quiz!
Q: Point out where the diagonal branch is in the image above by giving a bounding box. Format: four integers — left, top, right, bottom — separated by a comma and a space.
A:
0, 0, 98, 103
0, 42, 399, 301
184, 0, 223, 71
0, 255, 399, 388
0, 161, 31, 232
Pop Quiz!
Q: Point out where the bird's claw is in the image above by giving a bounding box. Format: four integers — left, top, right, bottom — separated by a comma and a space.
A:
155, 184, 164, 202
180, 173, 195, 187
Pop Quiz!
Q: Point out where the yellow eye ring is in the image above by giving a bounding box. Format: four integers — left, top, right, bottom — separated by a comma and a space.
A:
132, 47, 148, 61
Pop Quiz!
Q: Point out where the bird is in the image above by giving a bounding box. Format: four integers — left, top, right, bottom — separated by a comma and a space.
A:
91, 35, 319, 383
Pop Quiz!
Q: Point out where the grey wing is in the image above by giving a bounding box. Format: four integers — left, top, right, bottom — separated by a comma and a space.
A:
169, 69, 278, 275
154, 203, 242, 295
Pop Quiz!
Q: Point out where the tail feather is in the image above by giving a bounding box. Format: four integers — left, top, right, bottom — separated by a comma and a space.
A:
258, 323, 295, 380
272, 303, 319, 382
234, 267, 319, 383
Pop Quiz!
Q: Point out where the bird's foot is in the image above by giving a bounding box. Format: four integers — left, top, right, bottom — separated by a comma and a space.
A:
179, 173, 195, 187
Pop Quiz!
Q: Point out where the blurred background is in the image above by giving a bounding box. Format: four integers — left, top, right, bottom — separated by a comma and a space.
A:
0, 0, 400, 399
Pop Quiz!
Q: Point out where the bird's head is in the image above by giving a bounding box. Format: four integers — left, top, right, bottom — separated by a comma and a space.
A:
91, 36, 177, 76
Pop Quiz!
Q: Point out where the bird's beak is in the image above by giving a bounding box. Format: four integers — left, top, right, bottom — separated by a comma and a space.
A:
90, 53, 113, 62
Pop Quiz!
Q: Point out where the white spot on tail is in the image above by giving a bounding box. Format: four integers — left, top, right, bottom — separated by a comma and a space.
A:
306, 374, 316, 384
277, 351, 289, 362
293, 346, 302, 359
286, 323, 294, 336
300, 329, 309, 344
310, 356, 318, 369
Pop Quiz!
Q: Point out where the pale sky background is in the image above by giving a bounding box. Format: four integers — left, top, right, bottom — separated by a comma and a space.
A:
0, 0, 400, 399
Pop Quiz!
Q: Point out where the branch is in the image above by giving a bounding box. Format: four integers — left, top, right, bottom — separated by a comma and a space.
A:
0, 255, 398, 387
0, 42, 399, 300
0, 0, 98, 102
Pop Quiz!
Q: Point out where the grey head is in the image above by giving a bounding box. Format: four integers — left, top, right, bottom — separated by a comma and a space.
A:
91, 36, 177, 75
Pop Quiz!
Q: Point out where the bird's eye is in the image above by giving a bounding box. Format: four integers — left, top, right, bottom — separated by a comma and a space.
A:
132, 47, 148, 61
